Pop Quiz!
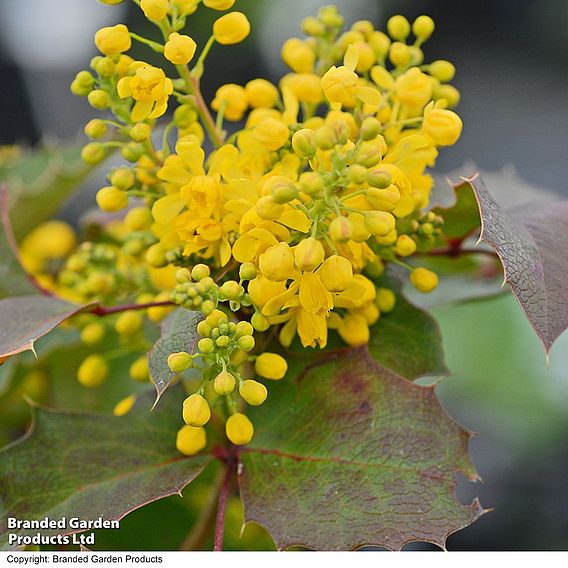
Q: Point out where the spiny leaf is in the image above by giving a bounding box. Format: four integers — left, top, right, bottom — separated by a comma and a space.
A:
147, 308, 202, 404
466, 173, 568, 355
0, 388, 211, 550
0, 296, 88, 364
239, 348, 483, 551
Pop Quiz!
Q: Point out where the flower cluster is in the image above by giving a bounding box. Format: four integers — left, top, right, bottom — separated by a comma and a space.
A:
22, 1, 463, 453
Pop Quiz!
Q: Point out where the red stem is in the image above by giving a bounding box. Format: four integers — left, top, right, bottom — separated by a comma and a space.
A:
213, 456, 235, 552
89, 300, 174, 317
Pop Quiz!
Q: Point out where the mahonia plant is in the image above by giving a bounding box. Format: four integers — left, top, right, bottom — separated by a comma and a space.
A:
18, 1, 464, 453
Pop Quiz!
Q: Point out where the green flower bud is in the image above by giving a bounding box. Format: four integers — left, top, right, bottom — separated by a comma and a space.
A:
167, 352, 193, 373
84, 119, 108, 139
292, 129, 318, 158
360, 116, 381, 141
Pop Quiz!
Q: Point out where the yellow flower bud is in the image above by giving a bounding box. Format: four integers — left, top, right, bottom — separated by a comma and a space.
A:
220, 280, 244, 300
245, 79, 279, 108
412, 16, 435, 41
292, 129, 318, 158
259, 243, 294, 282
360, 116, 382, 141
81, 322, 105, 345
367, 169, 393, 189
271, 180, 298, 204
355, 141, 383, 168
94, 57, 116, 78
203, 0, 235, 9
130, 356, 149, 382
298, 171, 324, 196
422, 106, 462, 146
125, 207, 152, 231
256, 196, 284, 221
368, 31, 391, 58
395, 235, 417, 257
251, 312, 270, 332
367, 185, 400, 212
211, 84, 248, 121
347, 213, 371, 243
226, 413, 254, 445
253, 118, 289, 151
281, 38, 315, 73
395, 67, 433, 108
84, 119, 108, 139
302, 16, 325, 37
376, 288, 396, 313
183, 394, 211, 426
410, 267, 438, 293
240, 262, 257, 281
113, 395, 137, 417
88, 89, 110, 110
140, 0, 169, 20
81, 142, 106, 165
77, 355, 108, 388
237, 335, 255, 351
198, 338, 215, 354
99, 0, 125, 5
110, 167, 135, 190
338, 314, 369, 346
95, 24, 131, 56
389, 42, 411, 67
176, 425, 207, 456
115, 311, 143, 336
375, 230, 397, 246
96, 186, 128, 212
321, 65, 358, 105
145, 243, 168, 268
214, 370, 236, 395
294, 237, 325, 272
239, 380, 268, 406
168, 352, 193, 373
213, 12, 251, 45
164, 33, 197, 65
364, 211, 396, 237
435, 84, 460, 108
319, 255, 353, 292
329, 216, 353, 243
255, 352, 288, 380
387, 15, 410, 41
429, 60, 456, 83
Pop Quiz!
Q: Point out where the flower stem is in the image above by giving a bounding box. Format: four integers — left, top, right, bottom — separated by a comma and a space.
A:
214, 457, 235, 552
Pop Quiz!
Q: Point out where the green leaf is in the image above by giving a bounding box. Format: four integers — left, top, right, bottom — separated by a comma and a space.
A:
369, 281, 448, 379
239, 349, 483, 550
148, 308, 202, 404
465, 173, 568, 355
0, 296, 88, 363
0, 388, 211, 550
0, 144, 99, 240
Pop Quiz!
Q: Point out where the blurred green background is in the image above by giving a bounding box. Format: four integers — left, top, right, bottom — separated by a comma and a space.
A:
1, 0, 567, 551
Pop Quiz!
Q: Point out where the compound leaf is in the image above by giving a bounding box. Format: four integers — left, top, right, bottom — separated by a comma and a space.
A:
466, 173, 568, 355
239, 348, 483, 551
0, 388, 210, 550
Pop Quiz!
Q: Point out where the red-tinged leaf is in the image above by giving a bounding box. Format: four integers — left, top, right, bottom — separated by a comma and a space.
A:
239, 348, 484, 551
147, 308, 202, 404
465, 173, 568, 355
0, 388, 211, 550
0, 296, 88, 364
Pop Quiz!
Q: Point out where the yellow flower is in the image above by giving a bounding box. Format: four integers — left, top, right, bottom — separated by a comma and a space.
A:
337, 313, 370, 346
140, 0, 169, 21
259, 242, 295, 281
95, 24, 131, 56
245, 79, 279, 108
239, 380, 268, 406
213, 12, 251, 45
281, 73, 323, 104
294, 237, 325, 272
422, 105, 463, 146
183, 393, 211, 427
117, 65, 174, 122
281, 38, 315, 73
226, 413, 254, 445
211, 83, 248, 121
318, 255, 353, 292
321, 65, 358, 106
176, 425, 207, 455
164, 33, 197, 65
410, 267, 438, 293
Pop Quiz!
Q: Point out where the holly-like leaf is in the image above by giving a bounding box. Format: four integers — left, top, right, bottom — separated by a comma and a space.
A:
147, 308, 202, 403
466, 173, 568, 355
0, 388, 211, 550
0, 296, 88, 364
239, 349, 483, 551
369, 282, 448, 380
432, 179, 481, 242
